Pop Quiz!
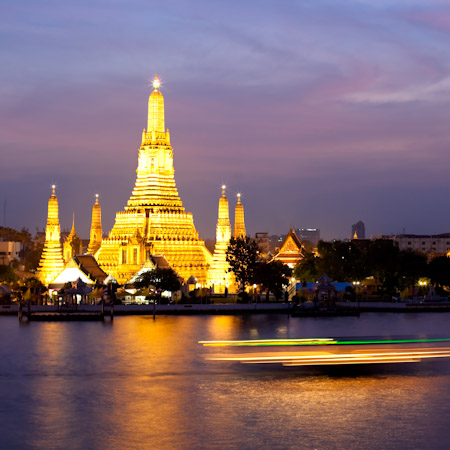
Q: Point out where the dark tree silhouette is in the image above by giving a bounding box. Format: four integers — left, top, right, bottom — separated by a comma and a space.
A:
134, 268, 181, 293
253, 260, 292, 301
226, 236, 260, 294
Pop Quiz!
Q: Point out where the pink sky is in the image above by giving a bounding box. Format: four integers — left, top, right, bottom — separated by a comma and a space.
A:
2, 0, 450, 240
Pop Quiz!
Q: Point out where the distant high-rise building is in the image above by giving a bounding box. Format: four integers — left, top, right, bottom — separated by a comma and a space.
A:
351, 221, 365, 239
37, 186, 64, 285
296, 228, 320, 246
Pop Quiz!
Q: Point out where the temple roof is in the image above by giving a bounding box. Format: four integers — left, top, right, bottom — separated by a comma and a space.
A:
75, 255, 108, 283
49, 255, 107, 287
272, 229, 303, 266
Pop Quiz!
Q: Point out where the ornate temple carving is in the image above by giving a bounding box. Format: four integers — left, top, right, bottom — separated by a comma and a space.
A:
95, 77, 211, 284
233, 193, 246, 238
87, 194, 102, 256
207, 186, 235, 293
37, 186, 65, 285
272, 229, 304, 268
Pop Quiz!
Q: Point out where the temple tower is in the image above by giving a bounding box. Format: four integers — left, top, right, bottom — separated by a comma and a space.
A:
95, 76, 211, 283
87, 194, 102, 255
63, 214, 82, 263
233, 193, 246, 238
37, 186, 65, 285
207, 186, 235, 293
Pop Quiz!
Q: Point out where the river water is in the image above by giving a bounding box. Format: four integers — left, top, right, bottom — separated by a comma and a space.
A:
1, 313, 450, 449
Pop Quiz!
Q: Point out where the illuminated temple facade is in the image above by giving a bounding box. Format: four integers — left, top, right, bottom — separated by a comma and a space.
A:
37, 186, 65, 285
207, 186, 235, 293
95, 77, 211, 284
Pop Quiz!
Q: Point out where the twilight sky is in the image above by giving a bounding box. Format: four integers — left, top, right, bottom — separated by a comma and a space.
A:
2, 0, 450, 241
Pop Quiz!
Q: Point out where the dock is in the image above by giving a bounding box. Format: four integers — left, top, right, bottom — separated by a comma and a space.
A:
18, 302, 114, 322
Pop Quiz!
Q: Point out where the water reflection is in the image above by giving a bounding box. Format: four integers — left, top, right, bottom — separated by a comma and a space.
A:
0, 313, 450, 449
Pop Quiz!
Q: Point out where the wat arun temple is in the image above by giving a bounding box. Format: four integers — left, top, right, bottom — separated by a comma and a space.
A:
37, 77, 246, 290
94, 77, 212, 284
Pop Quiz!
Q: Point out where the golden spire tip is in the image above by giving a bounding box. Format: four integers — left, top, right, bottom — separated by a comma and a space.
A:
153, 75, 161, 90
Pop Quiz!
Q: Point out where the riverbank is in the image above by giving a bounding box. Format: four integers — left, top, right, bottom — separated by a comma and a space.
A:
0, 303, 292, 316
2, 301, 450, 315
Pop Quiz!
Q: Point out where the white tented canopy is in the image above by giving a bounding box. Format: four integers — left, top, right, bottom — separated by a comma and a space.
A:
51, 267, 93, 285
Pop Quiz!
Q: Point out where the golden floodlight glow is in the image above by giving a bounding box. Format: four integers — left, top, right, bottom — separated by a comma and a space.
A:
233, 192, 246, 238
95, 76, 211, 284
87, 193, 103, 255
207, 183, 235, 293
36, 186, 65, 285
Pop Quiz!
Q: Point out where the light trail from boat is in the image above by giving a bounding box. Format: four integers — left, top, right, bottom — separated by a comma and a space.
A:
207, 348, 450, 366
199, 337, 450, 347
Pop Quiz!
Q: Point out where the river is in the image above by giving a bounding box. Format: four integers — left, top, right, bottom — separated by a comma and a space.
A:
1, 312, 450, 449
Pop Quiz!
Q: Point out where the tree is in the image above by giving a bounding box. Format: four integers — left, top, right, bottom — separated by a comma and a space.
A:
0, 265, 17, 283
397, 250, 427, 292
294, 251, 319, 282
226, 236, 260, 294
317, 240, 367, 282
24, 243, 44, 272
428, 257, 450, 290
134, 268, 181, 293
253, 260, 292, 301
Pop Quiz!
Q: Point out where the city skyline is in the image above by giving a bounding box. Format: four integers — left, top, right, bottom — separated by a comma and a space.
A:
2, 0, 450, 240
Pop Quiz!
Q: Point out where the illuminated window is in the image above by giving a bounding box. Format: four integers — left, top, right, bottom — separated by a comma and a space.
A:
133, 248, 138, 265
122, 249, 127, 264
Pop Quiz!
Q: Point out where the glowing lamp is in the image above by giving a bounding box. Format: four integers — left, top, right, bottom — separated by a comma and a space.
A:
153, 76, 161, 89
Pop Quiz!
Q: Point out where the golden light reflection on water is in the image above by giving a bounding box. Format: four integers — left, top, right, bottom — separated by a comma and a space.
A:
3, 316, 450, 449
200, 338, 450, 366
207, 348, 450, 365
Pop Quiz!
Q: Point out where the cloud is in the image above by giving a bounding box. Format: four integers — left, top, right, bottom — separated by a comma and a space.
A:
342, 76, 450, 104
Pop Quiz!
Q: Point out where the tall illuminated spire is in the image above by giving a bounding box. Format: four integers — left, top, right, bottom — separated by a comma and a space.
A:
217, 185, 230, 232
207, 185, 235, 293
147, 75, 165, 134
233, 193, 246, 238
87, 194, 102, 255
96, 76, 211, 283
37, 185, 64, 285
